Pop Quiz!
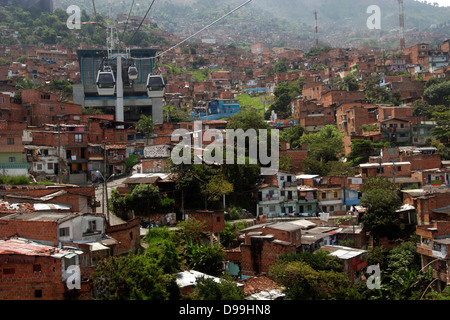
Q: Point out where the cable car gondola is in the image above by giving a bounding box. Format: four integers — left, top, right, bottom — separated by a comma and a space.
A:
146, 74, 165, 98
128, 66, 138, 81
96, 67, 116, 96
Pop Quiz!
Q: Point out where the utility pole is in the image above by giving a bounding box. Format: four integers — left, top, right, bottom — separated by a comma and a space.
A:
398, 0, 405, 51
314, 10, 319, 47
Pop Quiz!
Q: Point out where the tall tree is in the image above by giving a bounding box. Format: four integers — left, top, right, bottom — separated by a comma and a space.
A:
136, 114, 154, 145
360, 177, 403, 243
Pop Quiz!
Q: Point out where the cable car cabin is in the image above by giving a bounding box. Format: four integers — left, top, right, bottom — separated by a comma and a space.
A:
128, 66, 138, 81
96, 70, 116, 96
146, 74, 165, 98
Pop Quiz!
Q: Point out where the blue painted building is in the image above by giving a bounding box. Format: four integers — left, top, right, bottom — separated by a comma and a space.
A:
190, 99, 241, 120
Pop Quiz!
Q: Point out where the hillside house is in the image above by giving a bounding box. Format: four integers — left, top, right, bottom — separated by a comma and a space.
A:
0, 238, 88, 300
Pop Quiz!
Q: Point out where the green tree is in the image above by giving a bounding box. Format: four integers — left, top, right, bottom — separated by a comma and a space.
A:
200, 175, 233, 210
185, 242, 225, 276
347, 139, 388, 166
145, 231, 181, 274
90, 254, 180, 300
424, 79, 450, 107
189, 275, 244, 300
300, 125, 343, 163
136, 114, 154, 145
360, 177, 403, 243
228, 108, 269, 131
129, 184, 162, 215
280, 125, 305, 148
343, 74, 359, 91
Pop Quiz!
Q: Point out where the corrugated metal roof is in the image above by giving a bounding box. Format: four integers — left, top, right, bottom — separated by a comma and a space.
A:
0, 238, 72, 258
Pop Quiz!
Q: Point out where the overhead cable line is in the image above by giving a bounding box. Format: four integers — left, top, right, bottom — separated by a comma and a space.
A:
131, 0, 252, 61
119, 0, 135, 43
128, 0, 157, 44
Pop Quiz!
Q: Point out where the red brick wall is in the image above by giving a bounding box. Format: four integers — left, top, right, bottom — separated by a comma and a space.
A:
0, 255, 66, 300
189, 211, 225, 233
401, 154, 441, 171
105, 218, 141, 255
240, 237, 296, 276
0, 220, 58, 245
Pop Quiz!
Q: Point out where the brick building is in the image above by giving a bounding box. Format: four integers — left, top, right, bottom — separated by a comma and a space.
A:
230, 222, 302, 277
0, 238, 88, 300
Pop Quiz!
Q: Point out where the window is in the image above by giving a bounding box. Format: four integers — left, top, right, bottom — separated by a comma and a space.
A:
74, 134, 82, 143
321, 192, 326, 199
307, 205, 312, 211
60, 105, 65, 110
88, 220, 97, 231
47, 163, 54, 170
8, 157, 16, 163
216, 216, 221, 222
7, 138, 14, 145
34, 290, 42, 298
334, 192, 338, 199
49, 107, 54, 112
59, 227, 70, 237
397, 166, 402, 172
33, 264, 41, 273
269, 205, 276, 212
36, 164, 42, 171
0, 97, 5, 103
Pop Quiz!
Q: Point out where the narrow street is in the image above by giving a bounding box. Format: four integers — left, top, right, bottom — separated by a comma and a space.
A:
93, 166, 138, 226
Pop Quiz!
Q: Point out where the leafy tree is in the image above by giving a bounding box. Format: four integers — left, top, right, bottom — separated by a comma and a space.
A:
300, 125, 344, 163
269, 259, 361, 300
136, 114, 154, 145
342, 74, 359, 91
347, 139, 388, 166
163, 105, 189, 123
280, 125, 305, 148
279, 154, 292, 172
424, 79, 450, 107
265, 83, 295, 119
145, 234, 181, 274
227, 107, 269, 131
90, 254, 180, 300
189, 275, 244, 300
430, 107, 450, 149
426, 285, 450, 300
200, 175, 233, 210
185, 242, 225, 276
360, 177, 403, 243
176, 217, 209, 244
129, 184, 162, 216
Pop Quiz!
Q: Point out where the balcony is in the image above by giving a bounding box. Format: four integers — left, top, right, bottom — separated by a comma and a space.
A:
283, 181, 297, 188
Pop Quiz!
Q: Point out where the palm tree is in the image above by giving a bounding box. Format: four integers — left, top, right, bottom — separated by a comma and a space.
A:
136, 114, 154, 145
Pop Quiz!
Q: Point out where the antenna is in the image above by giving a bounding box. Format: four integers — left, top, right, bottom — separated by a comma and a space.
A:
314, 10, 319, 47
398, 0, 405, 51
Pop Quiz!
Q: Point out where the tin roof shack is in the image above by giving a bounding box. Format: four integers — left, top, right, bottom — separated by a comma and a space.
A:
320, 245, 368, 284
0, 211, 110, 249
0, 186, 98, 214
0, 238, 87, 300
